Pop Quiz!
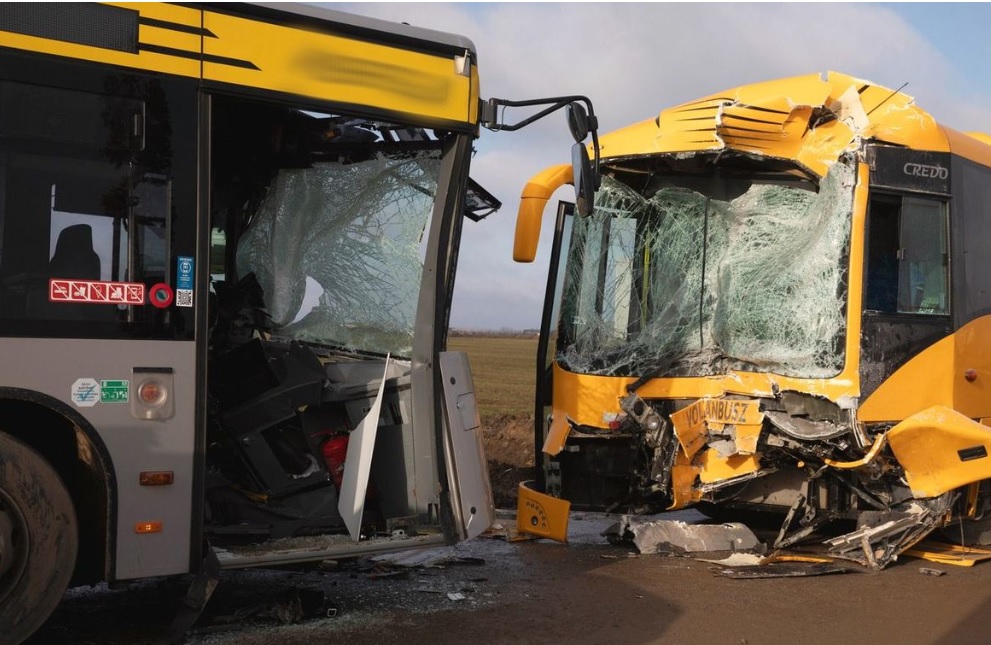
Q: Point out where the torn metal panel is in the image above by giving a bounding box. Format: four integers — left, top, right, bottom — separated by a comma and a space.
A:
597, 71, 946, 177
338, 357, 390, 541
823, 494, 956, 570
613, 516, 764, 556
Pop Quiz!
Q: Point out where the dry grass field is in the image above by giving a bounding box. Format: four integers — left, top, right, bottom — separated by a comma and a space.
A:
447, 335, 537, 419
448, 334, 538, 506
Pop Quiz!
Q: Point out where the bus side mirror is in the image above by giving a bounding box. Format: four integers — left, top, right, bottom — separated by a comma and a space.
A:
572, 142, 595, 217
567, 102, 598, 217
567, 102, 590, 142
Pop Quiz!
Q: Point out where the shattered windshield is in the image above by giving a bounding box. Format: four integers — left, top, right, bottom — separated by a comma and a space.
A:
237, 150, 441, 357
558, 158, 855, 378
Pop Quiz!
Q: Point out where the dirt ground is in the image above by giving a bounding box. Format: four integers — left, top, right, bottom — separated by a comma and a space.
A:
30, 509, 991, 645
481, 414, 535, 509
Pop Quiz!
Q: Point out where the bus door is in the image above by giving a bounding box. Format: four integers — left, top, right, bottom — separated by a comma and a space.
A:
534, 201, 575, 494
862, 146, 952, 399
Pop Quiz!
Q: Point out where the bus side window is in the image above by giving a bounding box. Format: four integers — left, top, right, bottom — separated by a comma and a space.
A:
865, 194, 948, 315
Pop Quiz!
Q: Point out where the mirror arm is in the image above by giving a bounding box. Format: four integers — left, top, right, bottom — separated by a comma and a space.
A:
481, 96, 596, 134
482, 95, 601, 188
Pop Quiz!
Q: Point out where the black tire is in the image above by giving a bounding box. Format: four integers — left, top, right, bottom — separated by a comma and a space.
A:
0, 432, 78, 645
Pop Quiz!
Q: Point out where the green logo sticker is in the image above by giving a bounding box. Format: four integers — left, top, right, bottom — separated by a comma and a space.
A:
101, 380, 129, 403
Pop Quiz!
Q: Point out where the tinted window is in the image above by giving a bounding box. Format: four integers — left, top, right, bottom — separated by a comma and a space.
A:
0, 68, 195, 338
865, 194, 948, 315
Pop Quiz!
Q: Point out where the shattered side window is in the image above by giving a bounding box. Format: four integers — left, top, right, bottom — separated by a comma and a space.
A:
558, 159, 855, 378
236, 151, 441, 357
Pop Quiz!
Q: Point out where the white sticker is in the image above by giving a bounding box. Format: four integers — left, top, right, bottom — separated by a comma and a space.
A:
71, 378, 101, 407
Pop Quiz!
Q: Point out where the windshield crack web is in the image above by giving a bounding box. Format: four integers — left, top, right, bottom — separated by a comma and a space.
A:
559, 159, 854, 379
237, 152, 440, 357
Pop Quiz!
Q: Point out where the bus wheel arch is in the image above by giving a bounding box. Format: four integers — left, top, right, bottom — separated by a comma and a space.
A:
0, 394, 114, 586
0, 431, 79, 644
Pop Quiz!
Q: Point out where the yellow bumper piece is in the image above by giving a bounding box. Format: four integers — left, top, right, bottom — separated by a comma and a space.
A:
516, 481, 571, 543
888, 406, 991, 498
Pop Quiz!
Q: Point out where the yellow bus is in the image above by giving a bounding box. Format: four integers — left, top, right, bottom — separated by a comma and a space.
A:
0, 3, 595, 642
514, 71, 991, 565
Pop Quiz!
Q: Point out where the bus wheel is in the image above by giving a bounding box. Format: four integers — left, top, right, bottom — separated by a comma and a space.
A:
0, 432, 78, 645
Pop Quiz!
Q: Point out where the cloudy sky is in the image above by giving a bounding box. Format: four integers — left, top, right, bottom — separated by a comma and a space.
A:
332, 2, 991, 331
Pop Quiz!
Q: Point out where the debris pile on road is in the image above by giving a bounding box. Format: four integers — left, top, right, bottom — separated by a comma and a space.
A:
602, 513, 991, 577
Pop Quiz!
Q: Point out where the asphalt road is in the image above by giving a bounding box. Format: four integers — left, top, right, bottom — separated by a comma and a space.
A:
27, 511, 991, 645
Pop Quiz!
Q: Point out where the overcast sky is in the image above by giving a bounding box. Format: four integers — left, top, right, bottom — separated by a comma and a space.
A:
331, 2, 991, 330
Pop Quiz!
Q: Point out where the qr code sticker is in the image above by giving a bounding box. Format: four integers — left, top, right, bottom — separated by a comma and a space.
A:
176, 289, 194, 307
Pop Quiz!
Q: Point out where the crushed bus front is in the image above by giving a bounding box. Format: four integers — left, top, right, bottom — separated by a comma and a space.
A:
516, 72, 991, 568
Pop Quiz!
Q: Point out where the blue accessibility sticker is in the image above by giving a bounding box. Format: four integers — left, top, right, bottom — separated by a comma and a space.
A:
177, 256, 194, 290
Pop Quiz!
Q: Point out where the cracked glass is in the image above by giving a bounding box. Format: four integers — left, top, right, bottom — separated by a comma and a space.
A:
237, 151, 441, 357
557, 158, 856, 379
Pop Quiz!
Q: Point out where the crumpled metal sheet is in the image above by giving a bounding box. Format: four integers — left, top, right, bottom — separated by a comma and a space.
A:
823, 494, 957, 570
606, 516, 765, 556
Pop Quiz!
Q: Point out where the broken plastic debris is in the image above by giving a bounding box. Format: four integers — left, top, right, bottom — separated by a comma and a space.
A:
904, 541, 991, 567
368, 547, 485, 569
608, 516, 765, 556
696, 553, 764, 567
823, 495, 955, 570
712, 562, 860, 579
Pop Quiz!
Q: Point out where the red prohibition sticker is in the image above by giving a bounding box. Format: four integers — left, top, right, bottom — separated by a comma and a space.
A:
149, 283, 174, 308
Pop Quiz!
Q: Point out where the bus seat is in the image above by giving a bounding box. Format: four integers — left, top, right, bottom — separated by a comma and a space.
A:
50, 224, 100, 280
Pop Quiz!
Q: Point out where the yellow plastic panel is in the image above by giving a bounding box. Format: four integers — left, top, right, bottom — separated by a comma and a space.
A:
858, 84, 947, 152
733, 423, 763, 455
697, 450, 761, 484
202, 10, 473, 124
952, 316, 991, 418
669, 402, 709, 460
670, 398, 764, 460
888, 406, 991, 498
860, 315, 991, 423
904, 542, 991, 567
541, 410, 572, 456
668, 451, 701, 510
551, 362, 859, 430
514, 164, 572, 262
516, 481, 570, 542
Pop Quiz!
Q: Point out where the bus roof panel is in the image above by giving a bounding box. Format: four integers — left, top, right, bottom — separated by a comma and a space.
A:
596, 71, 953, 177
201, 6, 475, 127
0, 3, 479, 129
239, 3, 477, 58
